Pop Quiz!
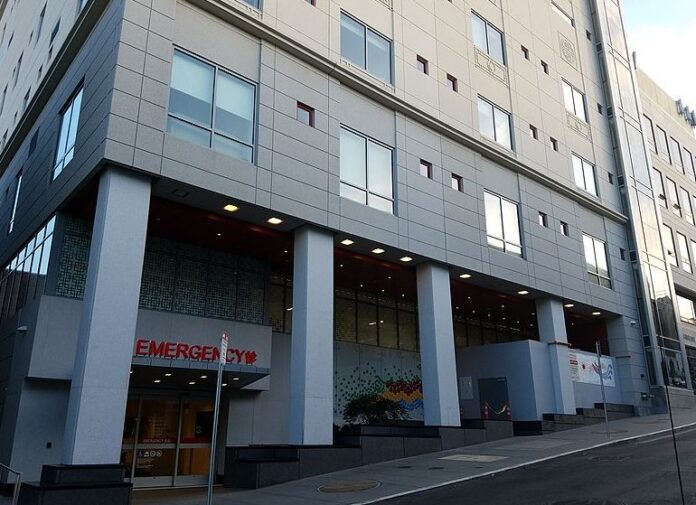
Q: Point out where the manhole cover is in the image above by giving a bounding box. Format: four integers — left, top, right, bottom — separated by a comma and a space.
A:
588, 455, 631, 462
318, 480, 380, 493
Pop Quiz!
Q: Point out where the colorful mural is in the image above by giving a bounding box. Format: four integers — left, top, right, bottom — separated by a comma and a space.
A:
334, 341, 423, 424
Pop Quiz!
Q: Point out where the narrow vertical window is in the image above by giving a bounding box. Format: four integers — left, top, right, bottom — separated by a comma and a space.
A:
53, 86, 84, 179
652, 168, 667, 208
446, 74, 458, 91
451, 173, 463, 191
296, 102, 315, 127
8, 171, 22, 235
666, 177, 681, 216
582, 234, 611, 288
419, 159, 432, 178
416, 55, 429, 74
663, 224, 678, 267
677, 233, 692, 273
642, 115, 656, 153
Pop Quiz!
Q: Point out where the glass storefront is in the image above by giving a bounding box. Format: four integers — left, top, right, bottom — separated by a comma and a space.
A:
121, 396, 214, 488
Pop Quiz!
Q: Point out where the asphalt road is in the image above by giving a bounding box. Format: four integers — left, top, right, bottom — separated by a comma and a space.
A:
383, 428, 696, 505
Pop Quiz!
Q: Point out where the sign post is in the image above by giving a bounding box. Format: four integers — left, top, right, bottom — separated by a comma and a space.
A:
207, 332, 228, 505
595, 341, 610, 439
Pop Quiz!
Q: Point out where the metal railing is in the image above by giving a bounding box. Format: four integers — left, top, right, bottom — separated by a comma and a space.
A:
0, 462, 21, 505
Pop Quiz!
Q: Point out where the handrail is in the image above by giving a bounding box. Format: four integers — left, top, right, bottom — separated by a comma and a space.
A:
0, 462, 21, 505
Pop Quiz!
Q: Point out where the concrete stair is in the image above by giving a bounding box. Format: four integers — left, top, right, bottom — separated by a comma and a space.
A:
514, 403, 635, 435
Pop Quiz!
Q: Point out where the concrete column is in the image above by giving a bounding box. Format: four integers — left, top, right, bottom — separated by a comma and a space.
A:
416, 263, 461, 426
536, 298, 576, 415
288, 226, 334, 444
62, 168, 151, 464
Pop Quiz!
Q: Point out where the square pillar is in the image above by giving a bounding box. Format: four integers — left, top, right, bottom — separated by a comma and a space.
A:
536, 298, 576, 415
416, 263, 460, 426
288, 226, 334, 444
62, 168, 151, 464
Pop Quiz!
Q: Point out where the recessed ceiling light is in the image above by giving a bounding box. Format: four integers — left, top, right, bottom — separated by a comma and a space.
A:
564, 303, 575, 308
267, 217, 283, 225
518, 290, 529, 295
154, 379, 161, 383
216, 233, 222, 237
189, 381, 196, 385
592, 311, 601, 316
400, 256, 413, 262
232, 377, 240, 381
341, 239, 355, 246
223, 204, 239, 212
200, 375, 208, 379
222, 383, 228, 387
165, 373, 172, 377
372, 248, 385, 254
129, 370, 133, 374
460, 273, 472, 279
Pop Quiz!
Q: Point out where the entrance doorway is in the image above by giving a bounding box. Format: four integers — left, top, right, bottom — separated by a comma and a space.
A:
479, 377, 510, 420
121, 395, 214, 488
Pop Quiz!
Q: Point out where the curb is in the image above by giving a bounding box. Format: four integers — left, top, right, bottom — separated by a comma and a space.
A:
351, 420, 696, 505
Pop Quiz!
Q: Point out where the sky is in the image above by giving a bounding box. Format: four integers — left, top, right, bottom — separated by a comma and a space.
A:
624, 0, 696, 109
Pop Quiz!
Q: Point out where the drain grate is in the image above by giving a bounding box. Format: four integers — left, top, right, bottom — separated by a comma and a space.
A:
318, 480, 380, 493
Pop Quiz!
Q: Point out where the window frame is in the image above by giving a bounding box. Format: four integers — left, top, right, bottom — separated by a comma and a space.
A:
582, 233, 612, 288
53, 84, 84, 180
471, 11, 506, 65
656, 125, 670, 164
484, 191, 523, 257
451, 173, 463, 192
340, 12, 393, 84
562, 80, 587, 122
296, 102, 315, 127
677, 232, 692, 273
643, 114, 656, 153
477, 96, 513, 150
167, 48, 257, 163
670, 137, 684, 172
652, 168, 667, 208
681, 187, 694, 225
663, 224, 678, 267
666, 177, 681, 216
572, 153, 597, 196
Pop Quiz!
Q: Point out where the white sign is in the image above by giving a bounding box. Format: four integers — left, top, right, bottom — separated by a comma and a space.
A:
220, 333, 228, 366
569, 351, 615, 387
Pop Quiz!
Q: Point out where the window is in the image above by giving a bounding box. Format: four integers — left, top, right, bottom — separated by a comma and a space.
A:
22, 88, 30, 113
28, 129, 39, 156
416, 55, 428, 74
478, 97, 512, 150
608, 172, 614, 185
340, 13, 392, 83
419, 159, 432, 178
652, 168, 667, 207
677, 233, 692, 273
451, 173, 463, 192
521, 46, 529, 59
538, 211, 548, 227
666, 177, 681, 216
572, 154, 597, 196
167, 50, 256, 163
50, 20, 60, 44
484, 191, 522, 256
677, 295, 696, 324
619, 248, 626, 260
53, 86, 84, 179
471, 12, 505, 65
240, 0, 260, 7
296, 102, 314, 127
529, 124, 538, 140
684, 148, 696, 180
562, 81, 587, 122
692, 239, 696, 271
446, 74, 458, 91
340, 127, 393, 213
552, 2, 574, 26
656, 126, 670, 163
541, 61, 549, 74
663, 224, 677, 266
0, 86, 6, 116
36, 4, 46, 41
550, 137, 558, 151
560, 221, 569, 236
582, 234, 611, 288
681, 187, 694, 225
8, 172, 21, 234
586, 30, 592, 41
670, 137, 684, 172
597, 103, 603, 115
12, 53, 22, 88
643, 115, 656, 153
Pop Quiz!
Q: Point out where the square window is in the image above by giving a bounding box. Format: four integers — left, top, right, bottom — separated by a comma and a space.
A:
451, 173, 463, 192
538, 211, 548, 227
597, 103, 603, 115
586, 30, 592, 41
417, 55, 428, 74
529, 124, 538, 140
550, 137, 559, 151
541, 61, 549, 74
560, 221, 569, 236
521, 46, 529, 59
446, 74, 458, 92
608, 172, 614, 185
420, 159, 432, 178
297, 102, 315, 127
620, 248, 626, 261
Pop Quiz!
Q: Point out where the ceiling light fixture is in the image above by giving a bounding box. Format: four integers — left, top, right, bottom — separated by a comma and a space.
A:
189, 381, 196, 385
460, 273, 472, 279
223, 204, 239, 213
564, 303, 575, 308
592, 311, 602, 316
341, 239, 355, 246
400, 256, 413, 262
372, 248, 385, 254
517, 290, 529, 295
165, 373, 172, 377
154, 379, 161, 383
267, 217, 283, 225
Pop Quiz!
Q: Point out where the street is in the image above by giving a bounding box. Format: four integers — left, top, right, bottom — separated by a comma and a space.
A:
383, 428, 696, 505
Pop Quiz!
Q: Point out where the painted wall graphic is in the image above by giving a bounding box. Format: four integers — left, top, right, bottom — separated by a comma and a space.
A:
569, 350, 616, 387
334, 341, 423, 424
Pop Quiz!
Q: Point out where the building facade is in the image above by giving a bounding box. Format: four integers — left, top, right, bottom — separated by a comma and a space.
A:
0, 0, 692, 490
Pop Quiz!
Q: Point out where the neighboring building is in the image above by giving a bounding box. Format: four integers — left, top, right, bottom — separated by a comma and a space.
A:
0, 0, 692, 493
638, 68, 696, 388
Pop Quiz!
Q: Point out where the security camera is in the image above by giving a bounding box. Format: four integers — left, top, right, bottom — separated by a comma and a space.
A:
629, 320, 637, 327
16, 326, 28, 333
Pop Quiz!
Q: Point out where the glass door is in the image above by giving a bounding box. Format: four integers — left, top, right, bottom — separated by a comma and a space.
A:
132, 398, 179, 487
175, 399, 214, 486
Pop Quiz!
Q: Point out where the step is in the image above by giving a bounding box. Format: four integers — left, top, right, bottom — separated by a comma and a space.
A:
542, 413, 586, 424
594, 402, 635, 414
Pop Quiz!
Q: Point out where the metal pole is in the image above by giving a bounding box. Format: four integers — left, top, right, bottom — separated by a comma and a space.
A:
595, 341, 610, 439
207, 332, 228, 505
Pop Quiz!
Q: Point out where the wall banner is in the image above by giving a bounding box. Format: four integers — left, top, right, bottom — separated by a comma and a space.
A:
569, 350, 615, 387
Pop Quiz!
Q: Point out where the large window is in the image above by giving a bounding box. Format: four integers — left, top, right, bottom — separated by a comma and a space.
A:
53, 86, 83, 179
484, 191, 522, 256
670, 137, 684, 172
478, 97, 512, 150
652, 168, 667, 208
677, 232, 692, 273
340, 13, 392, 83
677, 295, 696, 324
685, 148, 696, 180
572, 154, 597, 196
0, 217, 54, 324
582, 234, 611, 288
643, 115, 656, 153
663, 224, 678, 267
167, 50, 256, 162
562, 81, 587, 122
681, 187, 694, 225
666, 177, 681, 216
656, 126, 670, 164
8, 171, 21, 234
471, 12, 505, 65
339, 127, 393, 213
